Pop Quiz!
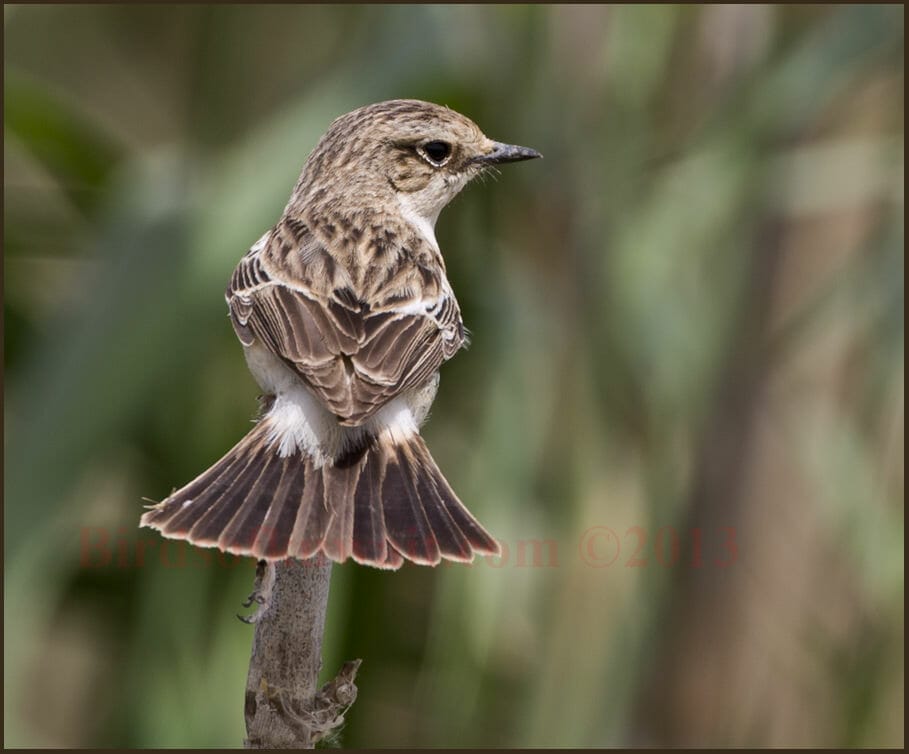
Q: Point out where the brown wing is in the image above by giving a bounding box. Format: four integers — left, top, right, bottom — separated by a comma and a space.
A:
227, 230, 465, 426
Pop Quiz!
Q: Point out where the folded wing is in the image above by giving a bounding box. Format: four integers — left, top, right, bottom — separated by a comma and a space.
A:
227, 227, 465, 426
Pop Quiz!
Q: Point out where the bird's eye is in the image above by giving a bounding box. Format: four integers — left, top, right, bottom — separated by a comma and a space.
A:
418, 140, 452, 166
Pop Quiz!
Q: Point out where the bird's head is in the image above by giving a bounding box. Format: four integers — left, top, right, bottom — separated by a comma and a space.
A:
296, 99, 541, 228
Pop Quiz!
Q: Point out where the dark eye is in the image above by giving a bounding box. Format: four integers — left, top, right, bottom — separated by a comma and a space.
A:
419, 140, 452, 165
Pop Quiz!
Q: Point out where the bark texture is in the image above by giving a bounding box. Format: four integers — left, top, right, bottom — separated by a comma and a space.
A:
243, 558, 360, 748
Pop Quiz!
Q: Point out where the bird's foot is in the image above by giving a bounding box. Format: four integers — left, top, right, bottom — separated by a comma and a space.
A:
238, 560, 276, 624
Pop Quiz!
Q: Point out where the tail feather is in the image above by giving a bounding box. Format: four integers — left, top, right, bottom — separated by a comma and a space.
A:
382, 444, 441, 565
143, 429, 263, 537
431, 468, 501, 556
217, 445, 285, 552
140, 419, 499, 569
290, 466, 331, 559
413, 469, 474, 562
252, 460, 298, 558
351, 449, 389, 565
381, 545, 405, 569
183, 449, 268, 546
322, 450, 365, 563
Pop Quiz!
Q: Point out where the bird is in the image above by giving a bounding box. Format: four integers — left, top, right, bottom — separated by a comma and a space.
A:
140, 99, 541, 569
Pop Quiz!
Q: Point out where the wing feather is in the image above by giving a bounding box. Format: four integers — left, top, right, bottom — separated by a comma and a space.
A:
227, 222, 465, 425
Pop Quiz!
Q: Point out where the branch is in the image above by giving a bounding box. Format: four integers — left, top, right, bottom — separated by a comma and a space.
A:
242, 557, 361, 748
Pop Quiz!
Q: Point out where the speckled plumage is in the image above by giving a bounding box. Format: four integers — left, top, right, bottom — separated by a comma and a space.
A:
141, 100, 540, 568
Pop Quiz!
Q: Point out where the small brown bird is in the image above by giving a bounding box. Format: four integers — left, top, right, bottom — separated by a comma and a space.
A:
140, 99, 540, 568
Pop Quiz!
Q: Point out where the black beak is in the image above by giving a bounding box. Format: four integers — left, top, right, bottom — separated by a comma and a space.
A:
478, 141, 543, 165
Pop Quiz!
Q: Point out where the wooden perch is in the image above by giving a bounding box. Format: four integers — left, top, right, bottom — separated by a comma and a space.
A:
242, 557, 361, 748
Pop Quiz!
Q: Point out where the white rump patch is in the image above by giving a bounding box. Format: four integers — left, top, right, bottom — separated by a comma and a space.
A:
264, 386, 336, 464
265, 391, 417, 460
370, 398, 418, 443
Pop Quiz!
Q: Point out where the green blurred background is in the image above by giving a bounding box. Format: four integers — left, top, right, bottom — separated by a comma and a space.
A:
4, 4, 904, 748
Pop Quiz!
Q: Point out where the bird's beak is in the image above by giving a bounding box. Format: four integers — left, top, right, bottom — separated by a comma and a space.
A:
478, 141, 543, 164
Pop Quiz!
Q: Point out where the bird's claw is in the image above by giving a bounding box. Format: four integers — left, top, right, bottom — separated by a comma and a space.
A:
238, 560, 275, 624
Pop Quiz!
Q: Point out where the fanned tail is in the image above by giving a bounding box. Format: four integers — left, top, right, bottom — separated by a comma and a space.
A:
140, 421, 499, 569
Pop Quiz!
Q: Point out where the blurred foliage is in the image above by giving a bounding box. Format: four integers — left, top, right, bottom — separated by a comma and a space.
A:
3, 4, 904, 748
